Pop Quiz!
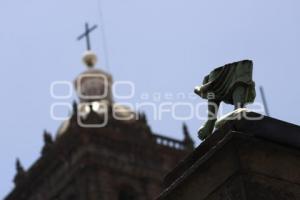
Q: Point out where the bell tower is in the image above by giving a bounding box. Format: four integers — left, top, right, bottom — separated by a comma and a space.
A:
4, 23, 194, 200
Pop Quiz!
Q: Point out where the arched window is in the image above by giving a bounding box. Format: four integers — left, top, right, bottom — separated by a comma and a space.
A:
118, 186, 137, 200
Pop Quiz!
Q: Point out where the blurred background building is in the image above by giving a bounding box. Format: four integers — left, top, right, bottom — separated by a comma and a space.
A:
4, 51, 194, 200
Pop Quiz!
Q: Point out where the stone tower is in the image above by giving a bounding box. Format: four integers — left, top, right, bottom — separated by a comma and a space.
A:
4, 51, 194, 200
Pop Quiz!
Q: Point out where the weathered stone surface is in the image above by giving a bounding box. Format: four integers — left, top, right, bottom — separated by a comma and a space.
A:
157, 112, 300, 200
5, 109, 192, 200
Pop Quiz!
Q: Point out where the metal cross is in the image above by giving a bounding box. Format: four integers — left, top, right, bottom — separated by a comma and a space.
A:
77, 22, 98, 51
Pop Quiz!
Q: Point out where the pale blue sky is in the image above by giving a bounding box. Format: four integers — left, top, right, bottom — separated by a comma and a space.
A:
1, 0, 300, 198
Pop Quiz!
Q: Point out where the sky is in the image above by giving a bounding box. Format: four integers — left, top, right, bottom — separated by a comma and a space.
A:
1, 0, 300, 198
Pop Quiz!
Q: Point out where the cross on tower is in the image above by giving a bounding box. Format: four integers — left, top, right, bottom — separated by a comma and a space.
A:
77, 22, 98, 51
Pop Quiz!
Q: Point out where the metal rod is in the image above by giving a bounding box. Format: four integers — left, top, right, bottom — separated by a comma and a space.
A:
259, 86, 270, 116
97, 0, 111, 71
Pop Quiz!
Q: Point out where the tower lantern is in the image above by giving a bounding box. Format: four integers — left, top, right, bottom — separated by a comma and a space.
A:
74, 23, 113, 103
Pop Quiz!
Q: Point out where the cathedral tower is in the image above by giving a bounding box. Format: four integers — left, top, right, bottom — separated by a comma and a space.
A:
5, 46, 193, 200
